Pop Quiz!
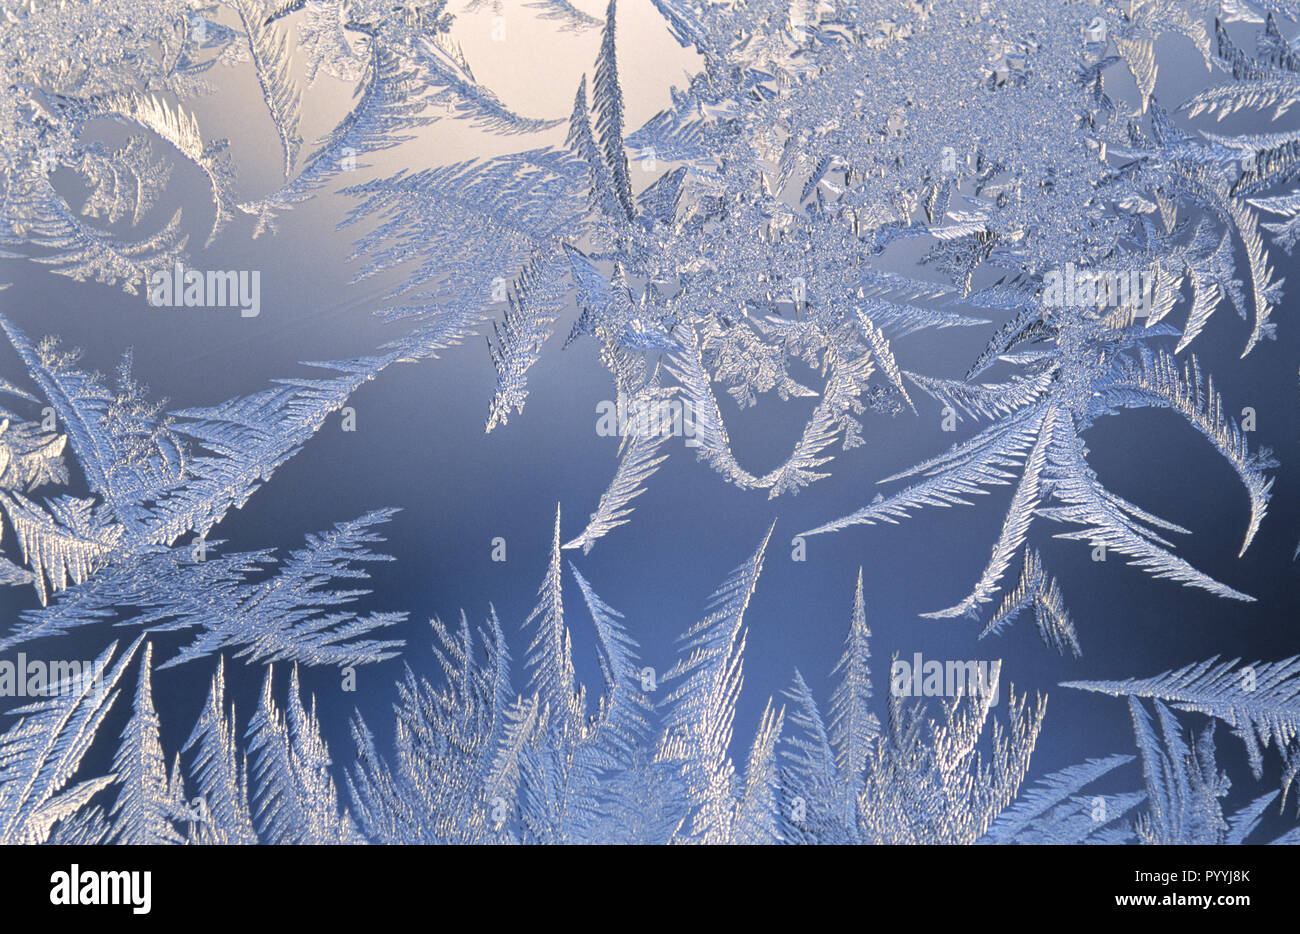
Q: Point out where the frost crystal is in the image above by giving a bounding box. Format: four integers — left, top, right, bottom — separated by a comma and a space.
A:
0, 0, 1297, 847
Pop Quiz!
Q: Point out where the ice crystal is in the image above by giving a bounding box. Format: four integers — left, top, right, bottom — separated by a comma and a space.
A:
0, 0, 1296, 847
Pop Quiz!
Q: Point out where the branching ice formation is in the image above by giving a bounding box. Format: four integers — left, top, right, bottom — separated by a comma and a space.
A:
0, 0, 1297, 845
